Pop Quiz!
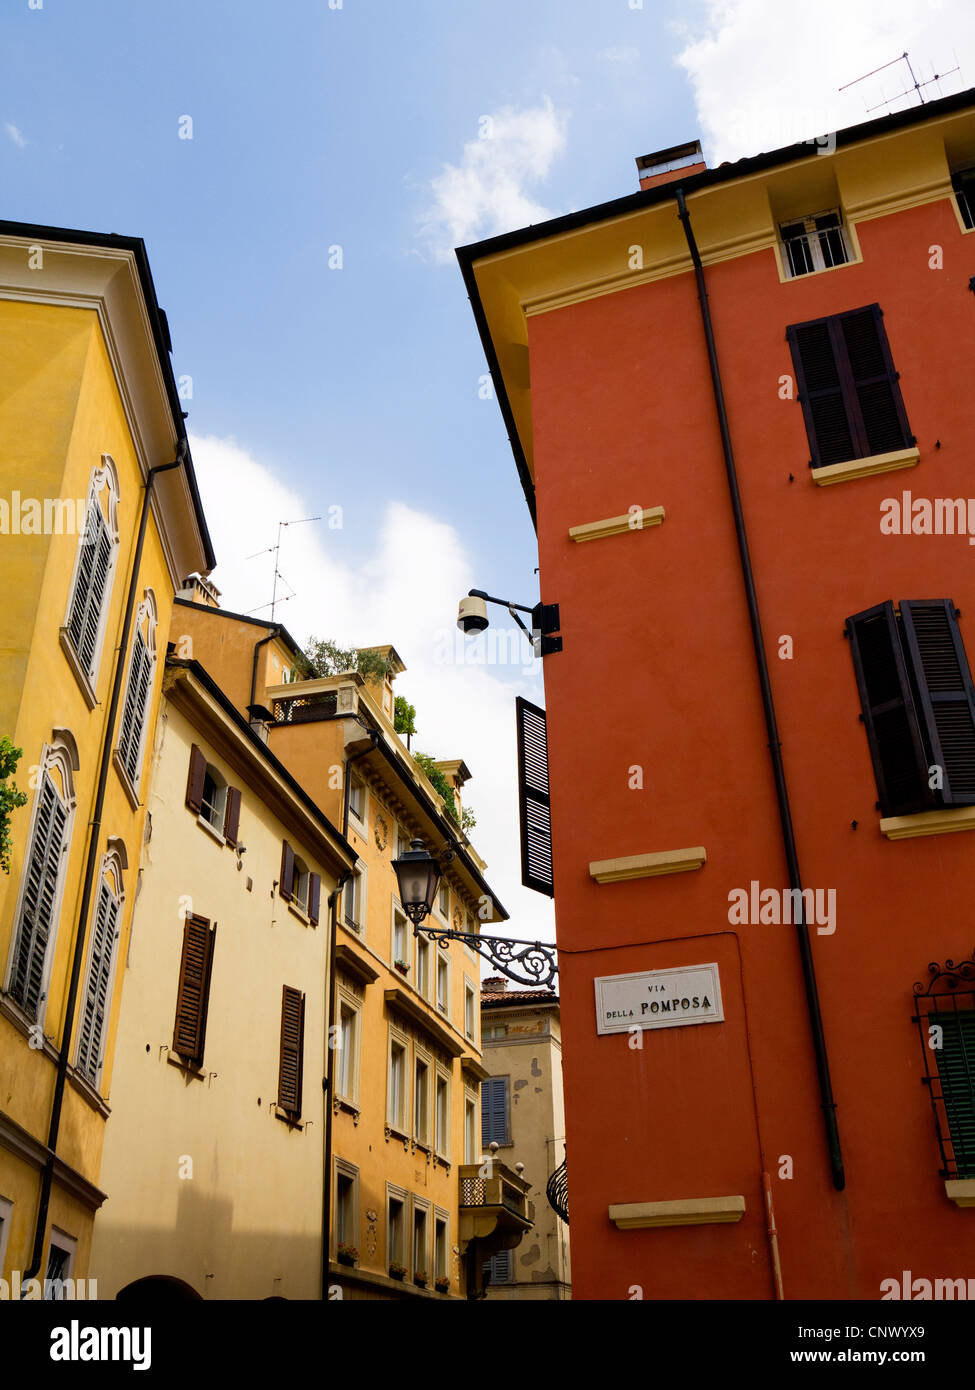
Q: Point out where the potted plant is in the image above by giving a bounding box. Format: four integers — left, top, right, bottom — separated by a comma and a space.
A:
414, 1268, 428, 1288
337, 1243, 358, 1267
435, 1275, 450, 1294
389, 1261, 407, 1281
394, 959, 410, 976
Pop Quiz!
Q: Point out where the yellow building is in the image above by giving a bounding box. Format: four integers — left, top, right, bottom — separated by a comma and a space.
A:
0, 222, 214, 1290
87, 657, 356, 1298
480, 979, 570, 1300
174, 601, 535, 1298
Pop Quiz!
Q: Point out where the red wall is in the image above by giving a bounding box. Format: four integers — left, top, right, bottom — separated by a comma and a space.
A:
529, 196, 975, 1299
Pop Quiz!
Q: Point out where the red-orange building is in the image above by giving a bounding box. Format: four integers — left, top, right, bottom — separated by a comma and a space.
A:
461, 90, 975, 1300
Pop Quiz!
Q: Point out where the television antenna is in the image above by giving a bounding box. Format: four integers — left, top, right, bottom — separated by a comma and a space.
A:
245, 516, 321, 621
840, 51, 961, 113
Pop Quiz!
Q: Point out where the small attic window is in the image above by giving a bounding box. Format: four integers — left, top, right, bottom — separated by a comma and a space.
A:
780, 210, 850, 277
952, 167, 975, 230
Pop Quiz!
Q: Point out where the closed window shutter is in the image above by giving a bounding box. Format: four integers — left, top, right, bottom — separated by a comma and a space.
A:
280, 840, 294, 902
846, 602, 932, 816
481, 1077, 508, 1145
172, 915, 216, 1065
68, 508, 114, 678
118, 634, 152, 784
934, 1011, 975, 1178
77, 878, 120, 1084
278, 985, 305, 1117
185, 744, 207, 814
788, 305, 911, 468
900, 600, 975, 805
223, 787, 242, 847
308, 872, 321, 926
11, 776, 68, 1019
515, 697, 554, 897
482, 1249, 513, 1284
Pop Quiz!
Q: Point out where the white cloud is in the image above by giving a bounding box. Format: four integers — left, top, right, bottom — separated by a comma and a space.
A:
419, 98, 568, 260
188, 433, 555, 948
675, 0, 974, 165
4, 122, 26, 148
598, 45, 640, 64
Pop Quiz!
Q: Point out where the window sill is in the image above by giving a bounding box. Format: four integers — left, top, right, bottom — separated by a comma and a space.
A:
608, 1195, 745, 1229
879, 806, 975, 841
59, 628, 98, 710
196, 814, 226, 846
166, 1052, 206, 1080
274, 1105, 305, 1130
385, 1123, 411, 1148
589, 846, 707, 883
810, 446, 919, 487
0, 992, 59, 1063
945, 1179, 975, 1208
67, 1064, 111, 1118
112, 749, 141, 811
777, 254, 861, 286
333, 1095, 361, 1124
568, 506, 665, 544
288, 901, 311, 927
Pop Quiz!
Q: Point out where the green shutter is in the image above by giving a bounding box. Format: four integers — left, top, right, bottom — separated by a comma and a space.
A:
934, 1011, 975, 1177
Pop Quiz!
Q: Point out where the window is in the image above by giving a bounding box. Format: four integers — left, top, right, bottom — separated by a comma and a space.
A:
62, 457, 119, 693
277, 985, 305, 1120
436, 1072, 450, 1156
780, 209, 850, 278
846, 600, 975, 817
392, 905, 408, 966
934, 1011, 975, 1177
436, 952, 450, 1016
436, 883, 449, 922
516, 697, 554, 897
44, 1230, 76, 1300
434, 1213, 449, 1283
414, 1055, 430, 1146
0, 1196, 13, 1279
413, 1201, 429, 1281
786, 304, 912, 470
465, 980, 476, 1040
416, 933, 430, 998
335, 1161, 359, 1252
483, 1249, 513, 1285
348, 774, 366, 827
481, 1076, 510, 1146
185, 745, 241, 846
7, 740, 76, 1022
76, 850, 124, 1087
387, 1190, 406, 1271
115, 590, 157, 797
388, 1035, 408, 1131
172, 914, 216, 1067
397, 826, 411, 859
279, 841, 320, 924
952, 167, 975, 230
337, 998, 360, 1102
465, 1093, 478, 1162
342, 865, 364, 935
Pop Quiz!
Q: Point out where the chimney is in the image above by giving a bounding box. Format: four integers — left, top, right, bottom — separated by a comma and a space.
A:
482, 976, 508, 994
635, 139, 706, 191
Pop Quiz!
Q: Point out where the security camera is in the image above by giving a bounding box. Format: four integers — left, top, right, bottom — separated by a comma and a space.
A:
457, 594, 489, 634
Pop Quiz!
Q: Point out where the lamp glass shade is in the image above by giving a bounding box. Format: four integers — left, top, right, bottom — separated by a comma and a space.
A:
392, 839, 442, 925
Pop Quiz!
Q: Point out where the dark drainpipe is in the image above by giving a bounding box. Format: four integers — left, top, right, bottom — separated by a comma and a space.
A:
321, 727, 378, 1298
250, 626, 282, 713
675, 187, 845, 1193
25, 452, 189, 1284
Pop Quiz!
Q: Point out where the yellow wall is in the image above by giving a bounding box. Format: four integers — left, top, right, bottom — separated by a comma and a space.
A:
89, 699, 343, 1299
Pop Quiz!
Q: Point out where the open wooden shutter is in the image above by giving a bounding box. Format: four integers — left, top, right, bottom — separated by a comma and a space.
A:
934, 1011, 975, 1177
480, 1076, 508, 1145
77, 878, 120, 1084
223, 787, 242, 847
900, 600, 975, 805
839, 305, 911, 459
278, 985, 305, 1117
172, 915, 216, 1065
846, 602, 932, 816
308, 873, 321, 926
279, 840, 294, 901
11, 776, 67, 1019
788, 318, 854, 468
185, 744, 207, 814
515, 697, 554, 897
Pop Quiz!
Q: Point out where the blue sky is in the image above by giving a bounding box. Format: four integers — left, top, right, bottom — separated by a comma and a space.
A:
3, 0, 972, 939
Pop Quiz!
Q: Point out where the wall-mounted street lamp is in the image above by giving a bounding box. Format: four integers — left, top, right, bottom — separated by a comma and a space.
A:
457, 589, 562, 657
392, 837, 558, 989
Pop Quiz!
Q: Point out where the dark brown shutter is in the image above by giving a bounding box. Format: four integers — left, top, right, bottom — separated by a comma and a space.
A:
788, 304, 911, 468
279, 840, 294, 901
172, 915, 216, 1065
900, 600, 975, 805
223, 787, 241, 847
846, 602, 932, 816
515, 696, 554, 897
278, 985, 305, 1117
186, 744, 207, 814
308, 873, 321, 926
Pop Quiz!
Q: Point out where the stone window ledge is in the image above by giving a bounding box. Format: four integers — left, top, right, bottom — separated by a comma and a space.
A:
945, 1179, 975, 1208
609, 1196, 745, 1229
880, 806, 975, 841
589, 847, 706, 883
810, 446, 919, 487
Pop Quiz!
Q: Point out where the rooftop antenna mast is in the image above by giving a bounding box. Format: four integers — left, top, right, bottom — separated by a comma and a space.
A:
840, 51, 961, 113
244, 515, 321, 620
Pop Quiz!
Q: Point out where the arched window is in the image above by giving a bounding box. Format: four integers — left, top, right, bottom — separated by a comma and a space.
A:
116, 590, 157, 798
62, 456, 120, 692
5, 736, 78, 1022
75, 846, 125, 1087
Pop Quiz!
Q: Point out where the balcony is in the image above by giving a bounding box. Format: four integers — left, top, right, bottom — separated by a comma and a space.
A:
458, 1160, 534, 1252
273, 689, 338, 724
